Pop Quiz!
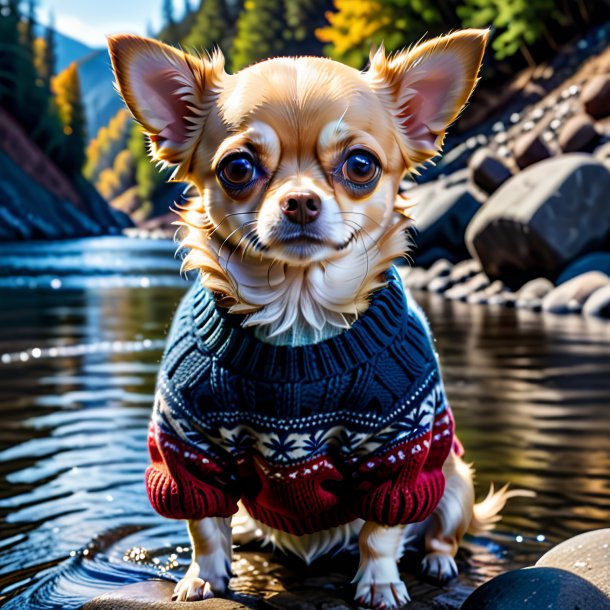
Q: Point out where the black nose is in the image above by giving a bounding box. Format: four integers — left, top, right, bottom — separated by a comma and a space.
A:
280, 191, 321, 224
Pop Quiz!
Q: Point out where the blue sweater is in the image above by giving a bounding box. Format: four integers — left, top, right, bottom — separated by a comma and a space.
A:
146, 267, 455, 535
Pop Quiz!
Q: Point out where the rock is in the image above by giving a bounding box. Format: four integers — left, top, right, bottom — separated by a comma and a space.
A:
468, 148, 513, 194
542, 271, 610, 313
583, 285, 610, 318
466, 279, 506, 304
409, 179, 481, 267
461, 567, 610, 610
81, 580, 252, 610
397, 266, 427, 290
417, 259, 453, 291
595, 141, 610, 164
556, 252, 610, 284
428, 274, 453, 294
558, 114, 600, 153
582, 75, 610, 119
444, 272, 489, 301
536, 529, 610, 596
465, 155, 610, 288
515, 278, 554, 309
449, 259, 482, 285
513, 132, 553, 169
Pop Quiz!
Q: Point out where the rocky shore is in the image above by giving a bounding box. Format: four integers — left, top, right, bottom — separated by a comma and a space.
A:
404, 30, 610, 320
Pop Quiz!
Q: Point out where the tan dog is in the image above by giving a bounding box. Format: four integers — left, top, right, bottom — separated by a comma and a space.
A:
109, 30, 521, 608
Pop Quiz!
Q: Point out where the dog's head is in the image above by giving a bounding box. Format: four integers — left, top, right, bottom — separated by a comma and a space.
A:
109, 31, 487, 339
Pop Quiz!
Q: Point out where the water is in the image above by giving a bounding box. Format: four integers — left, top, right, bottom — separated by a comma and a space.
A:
0, 237, 609, 609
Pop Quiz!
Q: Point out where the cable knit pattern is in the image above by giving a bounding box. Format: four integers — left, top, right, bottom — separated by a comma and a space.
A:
146, 267, 455, 534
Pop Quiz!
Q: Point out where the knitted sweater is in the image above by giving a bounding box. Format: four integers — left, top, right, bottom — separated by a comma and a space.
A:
146, 268, 456, 535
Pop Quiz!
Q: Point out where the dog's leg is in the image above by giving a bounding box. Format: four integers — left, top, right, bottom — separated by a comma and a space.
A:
173, 517, 233, 602
421, 449, 473, 584
353, 522, 410, 609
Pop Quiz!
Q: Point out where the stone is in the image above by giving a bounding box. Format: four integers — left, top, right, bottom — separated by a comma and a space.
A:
465, 155, 610, 288
81, 580, 252, 610
397, 266, 427, 290
582, 75, 610, 119
536, 529, 610, 596
466, 279, 505, 304
595, 141, 610, 164
461, 567, 610, 609
513, 131, 553, 169
409, 179, 481, 267
416, 259, 453, 291
542, 271, 610, 313
468, 148, 513, 194
583, 285, 610, 318
556, 252, 610, 284
444, 272, 489, 301
515, 278, 554, 309
449, 259, 481, 285
558, 114, 600, 153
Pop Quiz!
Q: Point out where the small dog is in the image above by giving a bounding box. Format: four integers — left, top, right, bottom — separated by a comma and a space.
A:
109, 29, 520, 608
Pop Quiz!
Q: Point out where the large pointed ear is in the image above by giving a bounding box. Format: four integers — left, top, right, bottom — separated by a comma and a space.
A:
108, 35, 226, 174
367, 29, 489, 168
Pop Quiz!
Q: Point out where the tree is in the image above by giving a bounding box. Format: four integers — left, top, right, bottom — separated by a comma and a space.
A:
231, 0, 289, 71
52, 62, 87, 175
161, 0, 179, 41
284, 0, 335, 55
184, 0, 234, 53
44, 12, 57, 85
316, 0, 444, 68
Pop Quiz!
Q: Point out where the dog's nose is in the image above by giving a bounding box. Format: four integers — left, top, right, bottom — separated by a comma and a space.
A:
280, 191, 321, 224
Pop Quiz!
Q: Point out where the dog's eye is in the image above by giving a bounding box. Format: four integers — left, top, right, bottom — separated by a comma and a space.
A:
218, 153, 255, 188
342, 150, 379, 184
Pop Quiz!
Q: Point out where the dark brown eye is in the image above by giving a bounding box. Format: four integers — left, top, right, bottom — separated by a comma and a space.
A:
342, 150, 379, 184
218, 153, 255, 188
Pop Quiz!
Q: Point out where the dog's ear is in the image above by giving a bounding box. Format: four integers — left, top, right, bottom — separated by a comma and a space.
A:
108, 35, 226, 172
367, 29, 489, 168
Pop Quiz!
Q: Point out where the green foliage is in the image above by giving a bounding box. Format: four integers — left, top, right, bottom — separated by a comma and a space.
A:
284, 0, 334, 55
231, 0, 290, 71
183, 0, 234, 52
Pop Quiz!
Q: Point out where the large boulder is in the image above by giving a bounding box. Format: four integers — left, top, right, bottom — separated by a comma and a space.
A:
556, 252, 610, 284
582, 75, 610, 119
542, 271, 610, 313
513, 131, 552, 169
409, 173, 481, 267
466, 154, 610, 288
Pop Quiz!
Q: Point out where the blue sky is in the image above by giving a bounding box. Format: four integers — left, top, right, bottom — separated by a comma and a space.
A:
40, 0, 187, 48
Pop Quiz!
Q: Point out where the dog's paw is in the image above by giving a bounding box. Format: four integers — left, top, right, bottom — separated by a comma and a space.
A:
355, 581, 410, 609
421, 552, 458, 584
172, 577, 215, 602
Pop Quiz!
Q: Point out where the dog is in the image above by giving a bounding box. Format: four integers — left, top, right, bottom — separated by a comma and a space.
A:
109, 29, 523, 608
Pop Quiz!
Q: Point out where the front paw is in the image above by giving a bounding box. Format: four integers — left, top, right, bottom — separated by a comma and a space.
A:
421, 552, 458, 584
172, 576, 214, 602
355, 581, 410, 609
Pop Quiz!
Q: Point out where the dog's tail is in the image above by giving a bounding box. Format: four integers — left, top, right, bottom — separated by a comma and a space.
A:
468, 483, 536, 536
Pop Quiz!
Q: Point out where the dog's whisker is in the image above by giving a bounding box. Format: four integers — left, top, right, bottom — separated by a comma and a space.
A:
218, 220, 258, 261
208, 211, 260, 240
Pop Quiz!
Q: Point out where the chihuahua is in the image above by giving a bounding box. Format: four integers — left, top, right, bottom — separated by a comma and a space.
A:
109, 29, 521, 608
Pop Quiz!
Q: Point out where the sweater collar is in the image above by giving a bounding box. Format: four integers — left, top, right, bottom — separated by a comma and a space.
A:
190, 266, 409, 382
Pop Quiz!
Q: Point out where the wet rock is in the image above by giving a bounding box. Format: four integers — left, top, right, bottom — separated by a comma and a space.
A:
81, 580, 252, 609
449, 259, 481, 285
558, 114, 600, 153
466, 280, 506, 304
515, 278, 554, 310
542, 272, 610, 313
461, 567, 610, 609
536, 529, 610, 596
398, 266, 427, 290
594, 141, 610, 164
465, 155, 610, 288
428, 274, 454, 294
513, 131, 553, 169
444, 272, 489, 301
417, 259, 454, 291
468, 148, 513, 194
583, 285, 610, 318
582, 75, 610, 119
556, 252, 610, 284
409, 179, 481, 267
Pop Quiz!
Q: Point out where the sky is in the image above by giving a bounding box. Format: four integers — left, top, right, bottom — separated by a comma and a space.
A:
39, 0, 187, 48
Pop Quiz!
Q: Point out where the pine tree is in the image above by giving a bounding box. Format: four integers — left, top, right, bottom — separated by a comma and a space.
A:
231, 0, 289, 71
44, 12, 57, 85
161, 0, 179, 42
184, 0, 233, 52
0, 0, 23, 114
52, 62, 87, 175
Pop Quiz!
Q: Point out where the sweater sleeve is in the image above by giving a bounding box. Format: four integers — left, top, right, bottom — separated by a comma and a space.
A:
352, 389, 455, 527
145, 420, 239, 521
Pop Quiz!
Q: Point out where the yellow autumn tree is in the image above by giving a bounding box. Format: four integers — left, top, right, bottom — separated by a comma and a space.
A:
316, 0, 389, 67
51, 62, 86, 174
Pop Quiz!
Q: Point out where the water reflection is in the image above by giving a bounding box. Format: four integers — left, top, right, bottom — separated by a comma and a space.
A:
0, 242, 608, 608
